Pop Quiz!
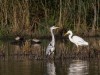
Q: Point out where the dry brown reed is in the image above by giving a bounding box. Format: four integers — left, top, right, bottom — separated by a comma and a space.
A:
22, 40, 31, 53
0, 0, 100, 37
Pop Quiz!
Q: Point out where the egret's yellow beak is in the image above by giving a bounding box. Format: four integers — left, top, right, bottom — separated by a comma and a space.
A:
64, 32, 68, 36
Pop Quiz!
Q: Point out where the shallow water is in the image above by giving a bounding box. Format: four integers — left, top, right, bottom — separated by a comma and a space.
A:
0, 58, 100, 75
0, 37, 100, 75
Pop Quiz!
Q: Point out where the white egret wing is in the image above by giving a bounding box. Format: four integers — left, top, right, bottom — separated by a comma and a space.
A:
72, 36, 85, 42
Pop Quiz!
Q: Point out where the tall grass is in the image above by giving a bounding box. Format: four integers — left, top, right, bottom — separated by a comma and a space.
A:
0, 0, 100, 38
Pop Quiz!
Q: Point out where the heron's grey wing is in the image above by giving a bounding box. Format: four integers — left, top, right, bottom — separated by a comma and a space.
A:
46, 42, 54, 55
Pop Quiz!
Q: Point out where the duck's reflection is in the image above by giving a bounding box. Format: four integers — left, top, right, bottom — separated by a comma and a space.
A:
68, 60, 88, 75
47, 61, 56, 75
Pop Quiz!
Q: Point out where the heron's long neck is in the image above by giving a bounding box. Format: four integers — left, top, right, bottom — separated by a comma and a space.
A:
50, 29, 55, 45
68, 32, 73, 42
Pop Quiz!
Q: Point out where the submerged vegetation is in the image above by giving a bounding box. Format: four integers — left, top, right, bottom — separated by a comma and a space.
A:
0, 0, 100, 38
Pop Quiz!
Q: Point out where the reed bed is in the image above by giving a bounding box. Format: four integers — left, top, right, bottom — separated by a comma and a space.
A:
0, 0, 100, 38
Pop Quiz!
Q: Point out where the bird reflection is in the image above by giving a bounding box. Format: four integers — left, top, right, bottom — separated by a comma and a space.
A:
47, 61, 56, 75
68, 60, 88, 75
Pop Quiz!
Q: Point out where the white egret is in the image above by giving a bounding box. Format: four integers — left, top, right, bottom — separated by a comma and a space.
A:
46, 26, 59, 56
64, 30, 88, 51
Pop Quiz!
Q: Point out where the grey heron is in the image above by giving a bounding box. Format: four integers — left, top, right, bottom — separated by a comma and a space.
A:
46, 26, 59, 56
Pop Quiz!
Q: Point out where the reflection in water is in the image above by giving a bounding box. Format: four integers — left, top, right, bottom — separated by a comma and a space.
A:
47, 61, 56, 75
68, 60, 88, 75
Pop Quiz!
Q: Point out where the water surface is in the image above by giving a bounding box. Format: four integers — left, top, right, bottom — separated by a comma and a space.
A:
0, 37, 100, 75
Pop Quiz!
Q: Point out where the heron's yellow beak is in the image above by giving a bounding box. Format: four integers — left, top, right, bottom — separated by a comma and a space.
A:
64, 32, 68, 36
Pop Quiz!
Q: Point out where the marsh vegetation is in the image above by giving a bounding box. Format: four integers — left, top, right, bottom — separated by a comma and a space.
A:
0, 0, 100, 38
0, 37, 99, 60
